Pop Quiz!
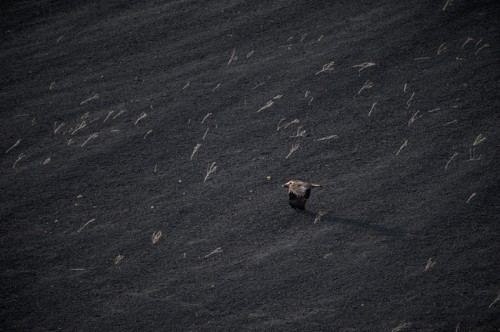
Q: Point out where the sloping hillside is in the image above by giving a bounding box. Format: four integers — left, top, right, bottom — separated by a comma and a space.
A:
1, 0, 499, 330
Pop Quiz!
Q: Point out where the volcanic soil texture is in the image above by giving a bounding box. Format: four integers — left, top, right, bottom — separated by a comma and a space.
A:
1, 0, 500, 330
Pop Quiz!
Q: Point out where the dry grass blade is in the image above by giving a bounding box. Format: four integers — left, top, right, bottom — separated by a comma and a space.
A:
396, 139, 408, 156
466, 193, 476, 204
201, 112, 212, 124
353, 62, 376, 71
6, 139, 21, 153
13, 153, 26, 168
489, 292, 500, 308
425, 258, 436, 271
143, 130, 153, 140
442, 0, 454, 11
285, 144, 300, 159
314, 211, 327, 224
77, 218, 96, 233
257, 100, 274, 113
391, 322, 412, 332
81, 133, 98, 147
135, 112, 147, 126
316, 135, 338, 141
204, 162, 217, 182
191, 143, 201, 160
473, 134, 486, 146
227, 49, 237, 65
80, 92, 99, 105
114, 254, 124, 264
205, 247, 223, 258
151, 230, 162, 244
445, 152, 458, 170
368, 102, 377, 117
357, 80, 373, 95
315, 61, 335, 75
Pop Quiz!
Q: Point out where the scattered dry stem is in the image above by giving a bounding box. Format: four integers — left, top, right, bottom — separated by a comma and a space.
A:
151, 230, 162, 244
204, 162, 217, 182
191, 143, 201, 160
445, 152, 458, 170
315, 61, 335, 75
396, 140, 408, 156
353, 62, 376, 71
13, 153, 26, 168
286, 144, 300, 159
6, 139, 21, 154
80, 92, 99, 105
357, 80, 373, 95
205, 247, 223, 258
77, 218, 96, 233
81, 133, 98, 147
135, 112, 147, 126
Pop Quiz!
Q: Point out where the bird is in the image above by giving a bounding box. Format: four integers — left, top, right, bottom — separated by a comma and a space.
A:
282, 180, 322, 210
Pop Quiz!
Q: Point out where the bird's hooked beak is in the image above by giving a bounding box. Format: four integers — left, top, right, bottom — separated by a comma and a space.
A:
282, 182, 289, 188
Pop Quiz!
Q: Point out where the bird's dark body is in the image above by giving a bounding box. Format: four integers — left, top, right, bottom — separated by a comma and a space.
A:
283, 180, 321, 211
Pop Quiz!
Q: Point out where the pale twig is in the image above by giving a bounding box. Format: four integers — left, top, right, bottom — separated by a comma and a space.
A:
443, 119, 457, 125
437, 43, 447, 55
143, 130, 153, 140
70, 120, 87, 135
183, 82, 190, 89
353, 62, 376, 71
466, 148, 481, 161
488, 292, 500, 308
473, 134, 486, 146
368, 102, 377, 117
204, 247, 223, 258
316, 135, 338, 141
114, 254, 124, 264
445, 152, 458, 170
391, 322, 412, 332
428, 107, 440, 113
202, 127, 209, 140
285, 144, 300, 159
13, 153, 26, 168
475, 44, 489, 56
103, 110, 114, 122
315, 61, 335, 75
408, 110, 421, 126
396, 139, 408, 156
204, 162, 217, 182
357, 80, 373, 95
442, 0, 453, 11
305, 90, 311, 97
80, 92, 99, 105
113, 109, 126, 119
43, 157, 51, 165
54, 122, 65, 134
314, 211, 327, 224
425, 258, 436, 271
461, 37, 474, 49
81, 133, 98, 147
227, 49, 237, 65
201, 112, 212, 124
135, 112, 147, 126
77, 218, 96, 233
246, 50, 254, 58
277, 118, 300, 131
151, 230, 162, 244
290, 126, 306, 138
318, 35, 323, 41
6, 139, 21, 153
403, 83, 408, 93
211, 83, 220, 92
257, 100, 274, 113
406, 92, 415, 109
191, 144, 201, 160
475, 38, 483, 48
466, 193, 476, 204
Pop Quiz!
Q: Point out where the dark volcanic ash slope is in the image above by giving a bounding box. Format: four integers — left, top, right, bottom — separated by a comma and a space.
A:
1, 0, 499, 331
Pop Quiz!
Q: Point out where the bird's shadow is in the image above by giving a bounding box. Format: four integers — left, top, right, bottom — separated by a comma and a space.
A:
294, 209, 405, 238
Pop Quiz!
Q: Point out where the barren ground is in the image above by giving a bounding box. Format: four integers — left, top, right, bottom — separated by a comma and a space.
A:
1, 0, 499, 331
